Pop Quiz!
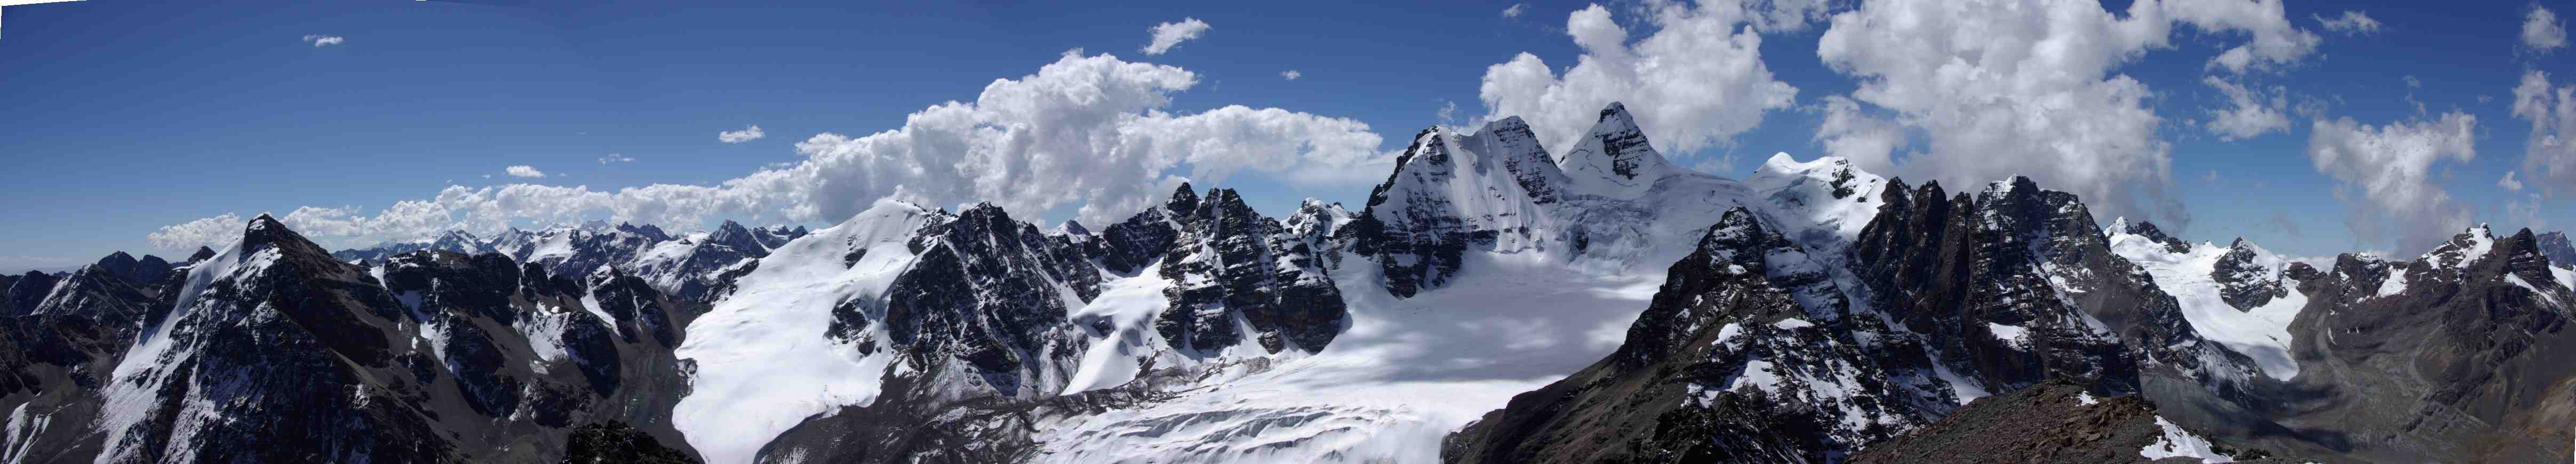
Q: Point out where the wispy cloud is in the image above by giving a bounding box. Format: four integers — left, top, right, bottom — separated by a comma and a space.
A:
2314, 11, 2381, 36
1502, 3, 1526, 18
598, 154, 636, 164
300, 34, 345, 47
718, 125, 765, 143
1280, 70, 1301, 81
1142, 18, 1210, 55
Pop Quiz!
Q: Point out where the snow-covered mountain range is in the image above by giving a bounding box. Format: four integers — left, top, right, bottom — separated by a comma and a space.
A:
4, 102, 2574, 463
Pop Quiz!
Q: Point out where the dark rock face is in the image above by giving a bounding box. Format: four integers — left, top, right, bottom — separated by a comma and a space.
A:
0, 215, 706, 463
560, 422, 698, 464
131, 254, 174, 285
93, 214, 453, 462
92, 252, 140, 283
1446, 208, 1933, 463
2211, 238, 2287, 310
3, 271, 59, 316
1349, 130, 1482, 298
185, 246, 217, 264
2539, 231, 2575, 268
28, 265, 156, 330
1154, 188, 1346, 354
1851, 381, 2288, 463
1847, 178, 2144, 396
829, 204, 1094, 398
1095, 184, 1198, 275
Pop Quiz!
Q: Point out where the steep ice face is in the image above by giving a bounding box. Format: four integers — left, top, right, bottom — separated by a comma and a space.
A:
1347, 126, 1563, 297
671, 199, 938, 464
1349, 102, 1765, 298
1455, 116, 1569, 205
2107, 231, 2307, 380
1745, 153, 1889, 254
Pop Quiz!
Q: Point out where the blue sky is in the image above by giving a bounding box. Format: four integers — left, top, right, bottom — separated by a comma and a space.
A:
0, 0, 2568, 273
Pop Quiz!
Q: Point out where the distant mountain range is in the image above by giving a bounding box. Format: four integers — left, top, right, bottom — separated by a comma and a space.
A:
3, 102, 2572, 463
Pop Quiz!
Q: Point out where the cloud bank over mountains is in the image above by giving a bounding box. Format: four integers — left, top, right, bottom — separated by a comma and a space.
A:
150, 1, 2542, 256
153, 51, 1384, 251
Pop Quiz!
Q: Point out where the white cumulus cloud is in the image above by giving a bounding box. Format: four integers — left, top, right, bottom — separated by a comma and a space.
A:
718, 125, 765, 143
1478, 2, 1799, 159
2527, 5, 2567, 53
1813, 0, 2324, 231
2501, 170, 2526, 191
1142, 18, 1211, 55
1280, 70, 1301, 81
2163, 0, 2323, 74
505, 165, 547, 178
2304, 111, 2479, 254
149, 51, 1387, 249
301, 35, 344, 47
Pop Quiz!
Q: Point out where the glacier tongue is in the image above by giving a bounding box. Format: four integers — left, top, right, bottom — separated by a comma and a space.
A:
1033, 251, 1669, 463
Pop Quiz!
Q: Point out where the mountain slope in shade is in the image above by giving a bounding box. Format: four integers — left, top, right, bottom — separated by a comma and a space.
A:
1850, 381, 2275, 463
1442, 167, 2276, 462
0, 214, 703, 463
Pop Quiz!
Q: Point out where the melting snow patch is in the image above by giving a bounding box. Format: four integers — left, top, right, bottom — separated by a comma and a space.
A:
1933, 362, 1989, 405
2375, 271, 2410, 299
1731, 359, 1779, 393
2509, 274, 2566, 308
2077, 391, 2098, 405
1772, 318, 1814, 330
1985, 323, 2028, 347
2141, 416, 2234, 462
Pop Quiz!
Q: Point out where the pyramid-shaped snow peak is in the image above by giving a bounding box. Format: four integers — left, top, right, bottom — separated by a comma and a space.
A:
1556, 102, 1678, 200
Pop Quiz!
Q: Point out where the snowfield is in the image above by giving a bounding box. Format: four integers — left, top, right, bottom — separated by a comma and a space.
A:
672, 199, 935, 464
1032, 251, 1665, 463
2105, 228, 2308, 380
